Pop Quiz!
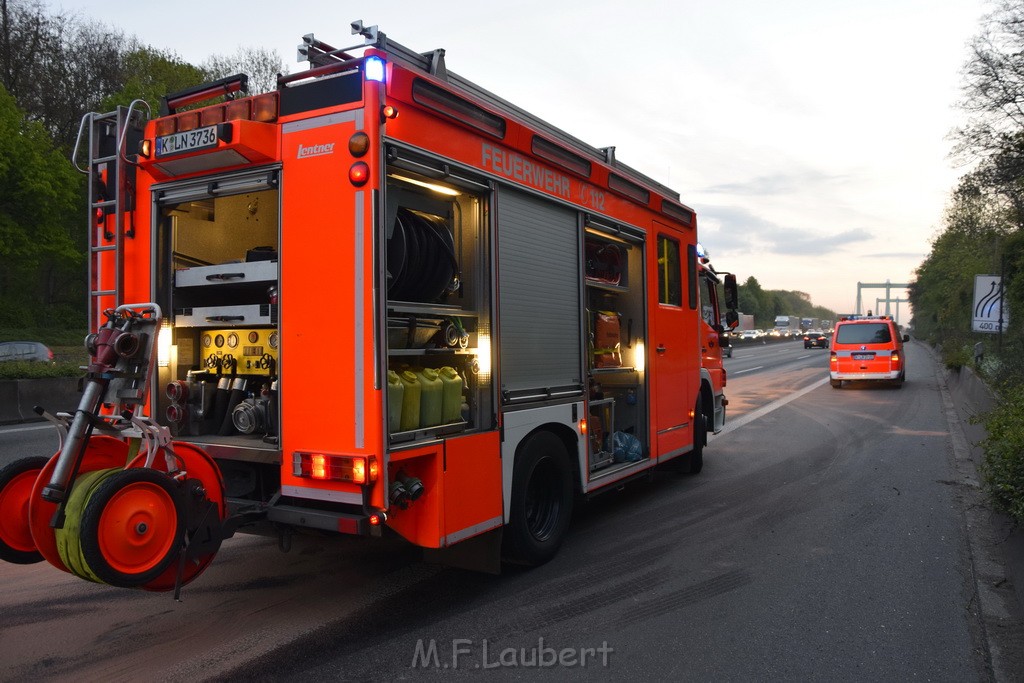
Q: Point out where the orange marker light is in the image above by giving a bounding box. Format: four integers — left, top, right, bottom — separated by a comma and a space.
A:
382, 104, 399, 120
352, 458, 366, 485
349, 132, 370, 157
311, 454, 328, 480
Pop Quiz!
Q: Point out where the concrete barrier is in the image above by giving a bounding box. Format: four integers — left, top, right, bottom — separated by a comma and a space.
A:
0, 378, 81, 425
0, 381, 19, 424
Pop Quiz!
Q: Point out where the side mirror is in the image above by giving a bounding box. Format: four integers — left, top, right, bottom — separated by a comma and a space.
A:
725, 310, 739, 329
724, 273, 738, 310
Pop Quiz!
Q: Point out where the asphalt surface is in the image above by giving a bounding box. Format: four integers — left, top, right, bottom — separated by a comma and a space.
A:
1, 341, 1021, 681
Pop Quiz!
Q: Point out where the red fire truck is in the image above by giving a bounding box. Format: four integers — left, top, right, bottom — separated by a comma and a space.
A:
0, 21, 738, 592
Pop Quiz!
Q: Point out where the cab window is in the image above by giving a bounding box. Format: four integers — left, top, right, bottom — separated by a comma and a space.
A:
657, 236, 681, 306
699, 275, 717, 326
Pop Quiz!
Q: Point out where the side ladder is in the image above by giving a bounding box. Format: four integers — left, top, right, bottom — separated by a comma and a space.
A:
72, 103, 149, 331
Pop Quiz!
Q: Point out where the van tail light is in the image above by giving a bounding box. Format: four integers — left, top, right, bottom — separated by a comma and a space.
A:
294, 452, 379, 484
830, 352, 838, 366
891, 351, 901, 369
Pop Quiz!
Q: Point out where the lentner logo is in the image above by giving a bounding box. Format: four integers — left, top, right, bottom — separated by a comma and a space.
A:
297, 142, 336, 158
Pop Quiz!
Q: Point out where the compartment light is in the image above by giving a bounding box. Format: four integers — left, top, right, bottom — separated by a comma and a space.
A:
389, 173, 460, 197
365, 56, 386, 83
476, 334, 492, 376
157, 321, 172, 367
633, 340, 645, 373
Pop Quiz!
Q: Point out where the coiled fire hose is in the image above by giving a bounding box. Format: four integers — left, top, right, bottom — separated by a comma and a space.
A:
54, 467, 122, 583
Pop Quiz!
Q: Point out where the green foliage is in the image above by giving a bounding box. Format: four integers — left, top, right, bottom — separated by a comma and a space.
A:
941, 342, 973, 371
736, 276, 837, 329
0, 83, 86, 328
99, 46, 209, 115
0, 360, 82, 379
920, 2, 1024, 526
979, 385, 1024, 524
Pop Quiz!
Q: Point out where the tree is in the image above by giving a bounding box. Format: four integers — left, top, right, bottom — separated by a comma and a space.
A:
202, 46, 288, 95
99, 44, 208, 116
954, 0, 1024, 166
0, 84, 83, 326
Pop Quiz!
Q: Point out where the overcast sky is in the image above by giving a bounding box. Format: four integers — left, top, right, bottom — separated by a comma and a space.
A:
50, 0, 988, 317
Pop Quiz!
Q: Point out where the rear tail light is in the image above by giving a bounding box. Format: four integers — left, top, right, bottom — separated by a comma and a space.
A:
830, 352, 838, 365
891, 351, 901, 368
293, 452, 379, 484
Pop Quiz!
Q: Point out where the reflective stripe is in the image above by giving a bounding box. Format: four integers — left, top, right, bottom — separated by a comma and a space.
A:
443, 515, 504, 546
832, 349, 893, 358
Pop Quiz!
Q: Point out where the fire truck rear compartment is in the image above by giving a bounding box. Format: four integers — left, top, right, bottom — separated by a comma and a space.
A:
156, 180, 281, 484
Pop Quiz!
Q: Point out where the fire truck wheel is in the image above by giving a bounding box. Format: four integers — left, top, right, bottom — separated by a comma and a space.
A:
0, 457, 49, 564
503, 431, 574, 566
688, 398, 706, 474
79, 468, 184, 588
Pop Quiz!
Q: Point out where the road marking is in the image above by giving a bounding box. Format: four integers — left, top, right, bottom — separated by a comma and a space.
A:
0, 423, 52, 434
731, 366, 763, 375
715, 376, 830, 437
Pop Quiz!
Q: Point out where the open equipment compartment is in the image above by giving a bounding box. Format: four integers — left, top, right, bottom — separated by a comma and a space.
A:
154, 171, 281, 462
584, 224, 647, 479
383, 166, 493, 445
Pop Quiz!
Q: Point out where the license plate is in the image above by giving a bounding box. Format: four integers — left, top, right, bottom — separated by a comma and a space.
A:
852, 353, 874, 360
156, 125, 219, 157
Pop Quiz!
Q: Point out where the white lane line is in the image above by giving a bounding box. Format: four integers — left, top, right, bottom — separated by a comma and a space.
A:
731, 366, 764, 375
0, 423, 53, 434
715, 376, 830, 437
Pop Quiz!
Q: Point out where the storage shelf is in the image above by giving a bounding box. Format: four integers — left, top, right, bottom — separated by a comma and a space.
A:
585, 279, 628, 293
387, 301, 475, 317
388, 348, 478, 356
590, 366, 636, 374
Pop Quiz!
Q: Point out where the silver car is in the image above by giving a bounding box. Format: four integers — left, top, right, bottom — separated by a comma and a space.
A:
0, 341, 54, 362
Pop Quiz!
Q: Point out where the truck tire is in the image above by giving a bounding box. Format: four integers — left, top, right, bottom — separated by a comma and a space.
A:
503, 431, 574, 566
830, 379, 842, 389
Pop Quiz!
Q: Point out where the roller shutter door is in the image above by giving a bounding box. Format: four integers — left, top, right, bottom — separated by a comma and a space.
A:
496, 188, 581, 402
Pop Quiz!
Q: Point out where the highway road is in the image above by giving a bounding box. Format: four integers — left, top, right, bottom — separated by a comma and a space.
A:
0, 341, 1007, 680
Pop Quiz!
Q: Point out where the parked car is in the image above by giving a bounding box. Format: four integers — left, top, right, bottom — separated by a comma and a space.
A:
803, 330, 829, 349
0, 341, 54, 363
